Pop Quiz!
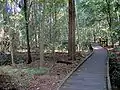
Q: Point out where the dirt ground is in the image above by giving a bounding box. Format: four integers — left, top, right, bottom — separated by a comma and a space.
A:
27, 51, 89, 90
0, 51, 90, 90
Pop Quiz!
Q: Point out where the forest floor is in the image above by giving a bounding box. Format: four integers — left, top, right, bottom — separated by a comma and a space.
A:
0, 51, 90, 90
107, 45, 120, 90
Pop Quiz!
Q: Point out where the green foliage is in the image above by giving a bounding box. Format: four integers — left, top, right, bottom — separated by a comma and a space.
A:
0, 53, 25, 65
23, 67, 48, 75
0, 0, 119, 56
109, 49, 120, 88
0, 66, 48, 89
114, 46, 120, 51
58, 41, 68, 50
0, 66, 48, 77
109, 52, 117, 59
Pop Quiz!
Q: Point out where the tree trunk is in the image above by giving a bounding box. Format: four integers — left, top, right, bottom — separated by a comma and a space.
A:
76, 19, 80, 51
52, 1, 57, 61
49, 6, 52, 44
34, 1, 38, 48
39, 2, 45, 66
9, 29, 15, 66
105, 0, 113, 47
68, 0, 76, 60
24, 0, 32, 64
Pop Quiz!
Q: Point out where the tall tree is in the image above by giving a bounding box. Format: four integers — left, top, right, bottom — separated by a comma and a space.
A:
68, 0, 76, 60
24, 0, 32, 64
105, 0, 113, 46
39, 1, 45, 66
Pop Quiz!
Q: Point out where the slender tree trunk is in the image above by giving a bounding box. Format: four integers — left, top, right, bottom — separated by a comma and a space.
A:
9, 29, 15, 66
39, 2, 45, 66
68, 0, 76, 60
94, 24, 97, 43
2, 1, 7, 52
34, 1, 38, 48
24, 0, 32, 64
3, 1, 15, 65
76, 15, 80, 51
116, 11, 120, 45
52, 1, 57, 61
105, 0, 113, 47
49, 4, 52, 44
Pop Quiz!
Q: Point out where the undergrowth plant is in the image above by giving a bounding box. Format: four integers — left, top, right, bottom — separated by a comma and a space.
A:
0, 66, 48, 89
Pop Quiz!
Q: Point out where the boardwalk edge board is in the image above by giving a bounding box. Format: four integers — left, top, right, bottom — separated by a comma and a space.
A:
57, 51, 94, 90
106, 57, 112, 90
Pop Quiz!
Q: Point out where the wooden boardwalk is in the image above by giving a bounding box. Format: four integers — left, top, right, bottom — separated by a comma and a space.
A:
59, 45, 108, 90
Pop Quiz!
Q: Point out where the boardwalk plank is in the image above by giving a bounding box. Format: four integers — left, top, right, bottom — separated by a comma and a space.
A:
59, 45, 107, 90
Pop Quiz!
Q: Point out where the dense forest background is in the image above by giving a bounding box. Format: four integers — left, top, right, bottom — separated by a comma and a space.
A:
0, 0, 119, 64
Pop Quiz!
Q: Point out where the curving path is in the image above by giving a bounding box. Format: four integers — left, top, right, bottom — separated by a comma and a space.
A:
59, 44, 108, 90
